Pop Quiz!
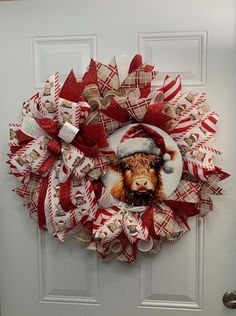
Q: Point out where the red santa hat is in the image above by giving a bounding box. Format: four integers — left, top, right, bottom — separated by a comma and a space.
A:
192, 133, 199, 142
75, 191, 83, 198
117, 124, 174, 174
176, 103, 186, 111
44, 80, 51, 86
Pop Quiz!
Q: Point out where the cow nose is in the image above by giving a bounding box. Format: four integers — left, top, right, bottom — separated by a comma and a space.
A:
135, 180, 148, 186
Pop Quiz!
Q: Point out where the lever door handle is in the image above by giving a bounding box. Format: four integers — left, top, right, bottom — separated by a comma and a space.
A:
223, 291, 236, 309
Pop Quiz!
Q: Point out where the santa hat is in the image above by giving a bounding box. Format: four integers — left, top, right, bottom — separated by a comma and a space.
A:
44, 80, 51, 86
75, 191, 83, 198
192, 133, 199, 142
176, 104, 186, 111
117, 124, 175, 174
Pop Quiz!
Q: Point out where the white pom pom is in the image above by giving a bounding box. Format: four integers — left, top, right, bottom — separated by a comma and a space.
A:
163, 153, 171, 161
163, 161, 174, 174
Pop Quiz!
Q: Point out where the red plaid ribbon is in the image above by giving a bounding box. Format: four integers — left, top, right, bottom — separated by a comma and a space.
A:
168, 180, 201, 203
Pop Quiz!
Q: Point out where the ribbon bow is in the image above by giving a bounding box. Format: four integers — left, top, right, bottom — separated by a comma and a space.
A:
8, 73, 109, 240
11, 98, 107, 180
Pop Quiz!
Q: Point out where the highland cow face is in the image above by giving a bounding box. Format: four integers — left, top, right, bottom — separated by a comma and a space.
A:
109, 153, 164, 206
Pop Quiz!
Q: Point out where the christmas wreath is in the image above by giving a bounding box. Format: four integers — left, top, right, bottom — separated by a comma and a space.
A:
8, 54, 229, 263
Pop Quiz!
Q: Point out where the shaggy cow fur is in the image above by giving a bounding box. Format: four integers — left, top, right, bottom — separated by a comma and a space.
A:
109, 153, 165, 206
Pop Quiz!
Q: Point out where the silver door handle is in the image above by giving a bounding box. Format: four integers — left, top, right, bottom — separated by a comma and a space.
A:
223, 291, 236, 309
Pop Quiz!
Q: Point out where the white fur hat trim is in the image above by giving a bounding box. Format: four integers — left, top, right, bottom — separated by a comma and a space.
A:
117, 137, 161, 159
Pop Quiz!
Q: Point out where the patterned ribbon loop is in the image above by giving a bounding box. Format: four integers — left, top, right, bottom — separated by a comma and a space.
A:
152, 204, 186, 240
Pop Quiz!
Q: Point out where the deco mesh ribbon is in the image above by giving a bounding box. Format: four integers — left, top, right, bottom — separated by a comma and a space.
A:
8, 54, 229, 263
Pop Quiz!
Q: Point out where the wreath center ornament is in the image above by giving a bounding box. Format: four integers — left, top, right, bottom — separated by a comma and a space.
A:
102, 123, 183, 208
8, 54, 230, 263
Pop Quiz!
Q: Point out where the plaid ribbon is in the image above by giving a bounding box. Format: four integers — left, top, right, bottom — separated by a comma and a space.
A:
96, 57, 119, 95
124, 93, 152, 121
116, 244, 136, 263
88, 154, 112, 180
197, 193, 214, 216
120, 65, 157, 93
153, 204, 185, 239
99, 111, 126, 135
14, 174, 41, 221
201, 174, 225, 195
168, 180, 201, 203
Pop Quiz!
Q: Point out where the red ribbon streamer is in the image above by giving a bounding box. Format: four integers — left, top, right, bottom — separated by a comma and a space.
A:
82, 59, 98, 85
100, 99, 130, 123
142, 207, 158, 238
59, 178, 76, 212
91, 180, 104, 200
34, 117, 60, 137
47, 138, 62, 154
128, 54, 143, 74
37, 175, 49, 230
16, 129, 33, 144
165, 200, 199, 217
139, 83, 151, 98
79, 123, 108, 148
37, 155, 58, 175
142, 103, 172, 131
59, 70, 85, 103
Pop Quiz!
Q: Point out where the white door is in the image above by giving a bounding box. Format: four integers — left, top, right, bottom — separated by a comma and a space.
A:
0, 1, 235, 316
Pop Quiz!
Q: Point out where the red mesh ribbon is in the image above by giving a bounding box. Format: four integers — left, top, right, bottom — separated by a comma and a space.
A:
142, 103, 172, 131
79, 123, 108, 148
142, 207, 158, 238
37, 175, 49, 230
35, 117, 60, 137
165, 200, 199, 217
59, 178, 76, 212
38, 155, 58, 175
128, 54, 143, 74
59, 70, 85, 103
139, 83, 151, 98
82, 59, 98, 85
100, 99, 129, 123
35, 116, 104, 159
16, 129, 33, 144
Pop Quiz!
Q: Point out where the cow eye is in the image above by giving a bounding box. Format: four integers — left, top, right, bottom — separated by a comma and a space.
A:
119, 161, 131, 171
150, 160, 161, 169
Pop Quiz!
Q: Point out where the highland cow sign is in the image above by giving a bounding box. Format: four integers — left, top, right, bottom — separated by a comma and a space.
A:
102, 124, 183, 207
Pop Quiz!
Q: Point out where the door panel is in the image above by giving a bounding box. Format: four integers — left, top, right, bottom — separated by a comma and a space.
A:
0, 1, 235, 316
